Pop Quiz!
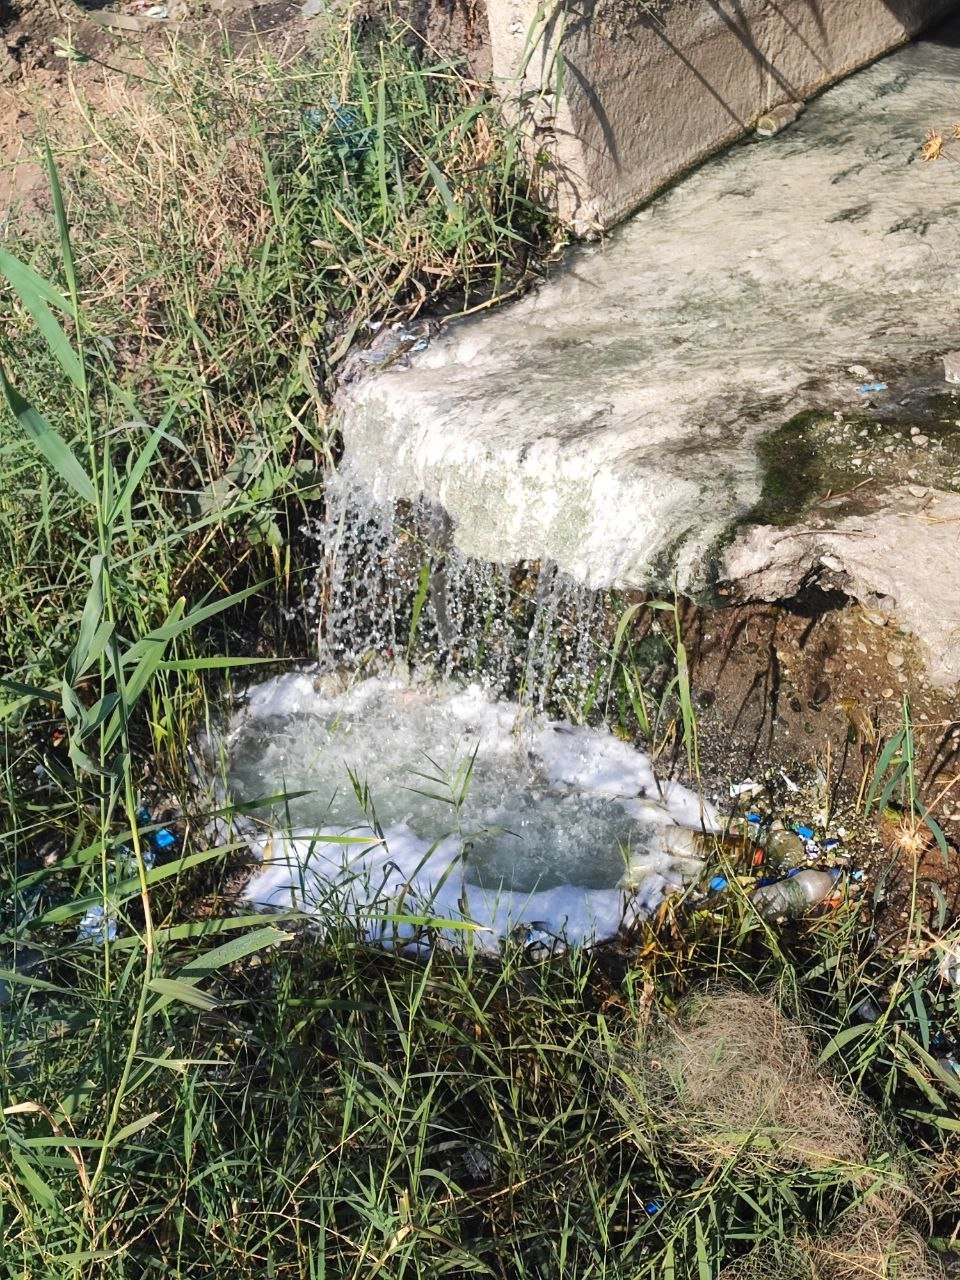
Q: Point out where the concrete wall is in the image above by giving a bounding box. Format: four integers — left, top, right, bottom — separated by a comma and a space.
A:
483, 0, 959, 232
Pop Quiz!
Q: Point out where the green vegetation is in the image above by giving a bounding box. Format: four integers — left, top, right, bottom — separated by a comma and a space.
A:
0, 10, 957, 1278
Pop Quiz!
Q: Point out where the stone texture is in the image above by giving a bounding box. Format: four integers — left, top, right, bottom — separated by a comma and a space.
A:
723, 487, 960, 687
484, 0, 957, 231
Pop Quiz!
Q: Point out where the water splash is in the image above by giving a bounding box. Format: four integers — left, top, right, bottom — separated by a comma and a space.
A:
224, 674, 714, 949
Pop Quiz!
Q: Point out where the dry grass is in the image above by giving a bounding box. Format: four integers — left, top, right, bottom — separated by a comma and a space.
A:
636, 992, 867, 1173
618, 992, 946, 1280
721, 1206, 944, 1280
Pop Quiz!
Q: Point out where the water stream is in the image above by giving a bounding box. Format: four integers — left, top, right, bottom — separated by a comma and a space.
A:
222, 24, 960, 946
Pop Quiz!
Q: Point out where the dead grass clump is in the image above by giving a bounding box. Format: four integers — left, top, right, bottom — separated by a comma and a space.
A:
637, 992, 866, 1173
720, 1206, 944, 1280
623, 993, 945, 1280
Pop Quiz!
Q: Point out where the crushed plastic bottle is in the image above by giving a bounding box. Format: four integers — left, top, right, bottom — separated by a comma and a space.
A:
77, 904, 118, 944
750, 869, 840, 922
764, 828, 806, 869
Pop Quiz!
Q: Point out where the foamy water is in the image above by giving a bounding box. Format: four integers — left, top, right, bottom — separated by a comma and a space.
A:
222, 674, 715, 949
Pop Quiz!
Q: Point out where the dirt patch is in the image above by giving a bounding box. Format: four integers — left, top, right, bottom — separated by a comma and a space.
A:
0, 0, 307, 220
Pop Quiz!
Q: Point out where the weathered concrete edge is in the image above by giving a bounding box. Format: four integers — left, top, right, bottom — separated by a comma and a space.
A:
485, 0, 959, 232
722, 488, 960, 689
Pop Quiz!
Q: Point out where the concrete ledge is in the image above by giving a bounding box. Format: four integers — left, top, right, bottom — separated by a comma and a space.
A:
485, 0, 958, 231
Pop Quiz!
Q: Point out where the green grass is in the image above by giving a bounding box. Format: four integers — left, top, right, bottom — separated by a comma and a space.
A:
0, 9, 958, 1278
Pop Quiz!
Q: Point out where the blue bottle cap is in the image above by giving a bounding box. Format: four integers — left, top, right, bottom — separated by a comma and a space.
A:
794, 825, 815, 839
153, 828, 177, 850
709, 876, 728, 892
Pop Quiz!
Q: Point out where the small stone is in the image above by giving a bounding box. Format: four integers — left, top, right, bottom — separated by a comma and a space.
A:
914, 434, 930, 446
887, 652, 904, 668
809, 679, 831, 708
907, 484, 928, 497
881, 687, 895, 698
861, 609, 888, 627
911, 426, 921, 435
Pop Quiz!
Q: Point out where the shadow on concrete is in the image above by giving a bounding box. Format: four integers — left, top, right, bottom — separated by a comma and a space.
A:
557, 0, 958, 190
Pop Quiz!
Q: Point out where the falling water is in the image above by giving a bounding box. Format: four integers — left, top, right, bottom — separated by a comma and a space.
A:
289, 466, 608, 712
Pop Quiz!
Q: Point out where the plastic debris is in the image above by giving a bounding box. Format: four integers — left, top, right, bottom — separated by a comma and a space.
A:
852, 996, 881, 1024
303, 100, 371, 159
643, 1200, 664, 1216
358, 324, 430, 367
509, 921, 565, 963
756, 101, 804, 138
462, 1144, 492, 1181
943, 350, 960, 384
750, 868, 840, 922
765, 828, 805, 868
144, 4, 168, 16
709, 875, 729, 892
938, 940, 960, 988
857, 382, 887, 393
77, 904, 117, 944
730, 778, 761, 798
136, 805, 177, 858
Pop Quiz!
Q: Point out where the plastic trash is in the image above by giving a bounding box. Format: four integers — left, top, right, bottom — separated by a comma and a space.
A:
750, 868, 840, 922
136, 805, 177, 858
764, 828, 805, 869
730, 778, 761, 798
358, 325, 430, 367
77, 905, 117, 944
939, 940, 960, 988
756, 101, 804, 138
509, 921, 564, 962
857, 382, 887, 394
852, 996, 881, 1023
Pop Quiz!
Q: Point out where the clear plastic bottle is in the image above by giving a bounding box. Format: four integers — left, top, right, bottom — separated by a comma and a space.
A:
750, 869, 840, 921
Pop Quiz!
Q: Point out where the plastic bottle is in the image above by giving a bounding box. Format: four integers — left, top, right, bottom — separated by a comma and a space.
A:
764, 828, 806, 870
750, 869, 840, 921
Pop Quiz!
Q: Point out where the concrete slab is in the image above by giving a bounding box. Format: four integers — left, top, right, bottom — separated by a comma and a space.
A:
338, 29, 960, 683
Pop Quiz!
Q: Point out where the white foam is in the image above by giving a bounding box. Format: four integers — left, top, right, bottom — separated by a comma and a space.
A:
226, 674, 714, 948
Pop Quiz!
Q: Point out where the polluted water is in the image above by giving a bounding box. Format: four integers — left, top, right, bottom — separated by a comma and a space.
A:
217, 673, 716, 949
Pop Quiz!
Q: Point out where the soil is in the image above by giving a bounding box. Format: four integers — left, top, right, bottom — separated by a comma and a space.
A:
684, 593, 960, 936
0, 0, 307, 219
